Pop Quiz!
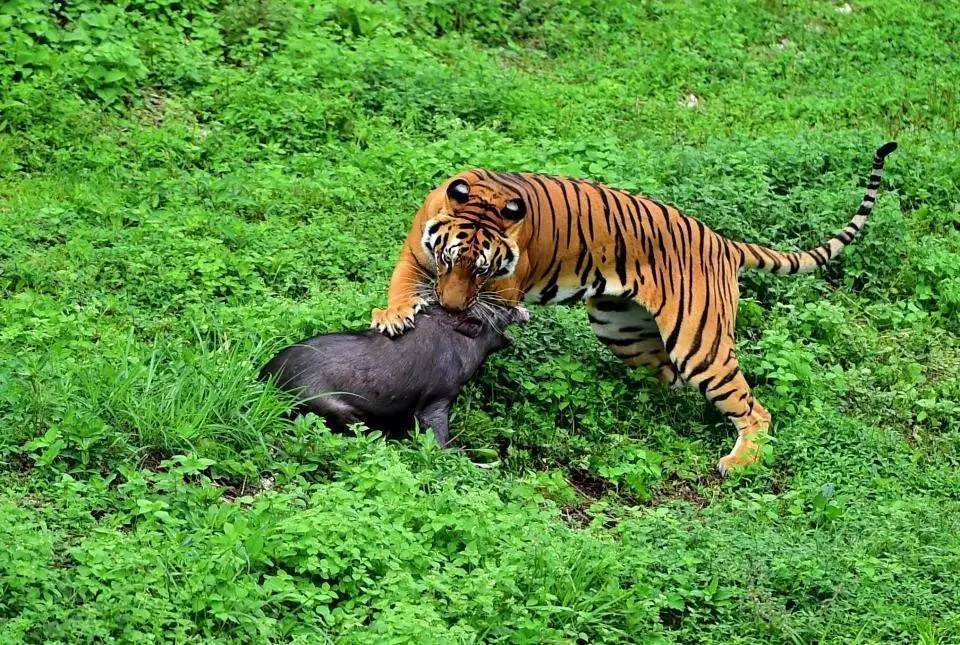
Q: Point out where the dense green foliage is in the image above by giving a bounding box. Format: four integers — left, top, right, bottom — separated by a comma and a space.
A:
2, 0, 959, 641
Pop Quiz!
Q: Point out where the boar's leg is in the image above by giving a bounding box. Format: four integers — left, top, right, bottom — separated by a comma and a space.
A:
305, 395, 363, 433
416, 399, 452, 447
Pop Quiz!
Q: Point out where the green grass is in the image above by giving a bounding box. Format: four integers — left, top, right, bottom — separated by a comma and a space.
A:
2, 0, 960, 641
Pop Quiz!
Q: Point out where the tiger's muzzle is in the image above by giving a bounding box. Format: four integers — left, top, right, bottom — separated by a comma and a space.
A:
436, 263, 480, 312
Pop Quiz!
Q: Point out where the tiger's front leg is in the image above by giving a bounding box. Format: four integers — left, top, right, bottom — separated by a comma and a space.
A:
371, 245, 431, 336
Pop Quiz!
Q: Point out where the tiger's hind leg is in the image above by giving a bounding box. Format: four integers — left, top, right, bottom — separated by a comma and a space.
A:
693, 345, 770, 475
638, 249, 770, 474
663, 328, 770, 474
587, 297, 680, 386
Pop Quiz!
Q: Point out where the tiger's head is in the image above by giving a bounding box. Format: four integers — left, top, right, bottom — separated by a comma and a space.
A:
421, 174, 527, 312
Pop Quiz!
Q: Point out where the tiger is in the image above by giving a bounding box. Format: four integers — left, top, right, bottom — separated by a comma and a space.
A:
371, 142, 897, 474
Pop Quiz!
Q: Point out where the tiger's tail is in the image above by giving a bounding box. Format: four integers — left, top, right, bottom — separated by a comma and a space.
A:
734, 141, 897, 275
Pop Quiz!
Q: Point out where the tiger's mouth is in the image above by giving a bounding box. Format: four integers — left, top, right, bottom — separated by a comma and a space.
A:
418, 277, 515, 333
435, 288, 479, 312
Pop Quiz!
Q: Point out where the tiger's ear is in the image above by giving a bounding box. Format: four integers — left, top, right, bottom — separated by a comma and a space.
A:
446, 179, 470, 204
501, 198, 525, 221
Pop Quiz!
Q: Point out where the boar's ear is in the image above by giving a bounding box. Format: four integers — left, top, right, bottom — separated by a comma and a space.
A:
508, 305, 530, 325
453, 316, 484, 339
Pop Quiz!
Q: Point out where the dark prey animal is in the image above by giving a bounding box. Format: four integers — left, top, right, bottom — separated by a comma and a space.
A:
259, 305, 528, 446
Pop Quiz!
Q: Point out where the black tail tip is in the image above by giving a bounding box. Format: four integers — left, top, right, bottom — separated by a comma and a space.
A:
876, 141, 898, 158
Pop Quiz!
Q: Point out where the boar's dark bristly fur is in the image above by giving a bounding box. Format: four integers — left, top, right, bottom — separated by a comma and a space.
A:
259, 305, 525, 446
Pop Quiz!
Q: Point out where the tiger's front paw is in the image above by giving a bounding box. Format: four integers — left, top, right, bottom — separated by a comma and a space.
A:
371, 299, 427, 337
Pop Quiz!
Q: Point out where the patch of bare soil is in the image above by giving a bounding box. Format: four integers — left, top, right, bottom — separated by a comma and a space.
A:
647, 475, 714, 510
